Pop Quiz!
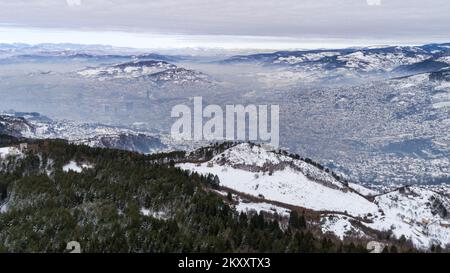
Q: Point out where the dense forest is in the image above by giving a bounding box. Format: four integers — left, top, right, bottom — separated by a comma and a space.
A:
0, 136, 417, 253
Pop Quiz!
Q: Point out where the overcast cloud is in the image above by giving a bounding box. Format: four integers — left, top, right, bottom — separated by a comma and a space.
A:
0, 0, 448, 49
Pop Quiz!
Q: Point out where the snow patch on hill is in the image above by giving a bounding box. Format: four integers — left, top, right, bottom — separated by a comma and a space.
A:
62, 161, 93, 173
321, 214, 367, 240
235, 200, 291, 217
140, 207, 169, 220
0, 200, 9, 214
0, 147, 23, 159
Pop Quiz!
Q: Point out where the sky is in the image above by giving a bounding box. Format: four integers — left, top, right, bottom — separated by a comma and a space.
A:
0, 0, 449, 50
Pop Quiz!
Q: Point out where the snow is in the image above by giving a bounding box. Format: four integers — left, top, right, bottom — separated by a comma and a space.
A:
348, 182, 379, 197
367, 241, 386, 253
337, 51, 427, 72
0, 146, 23, 159
365, 187, 450, 249
181, 162, 377, 217
78, 61, 174, 79
432, 101, 450, 109
437, 56, 450, 64
178, 144, 378, 217
211, 189, 229, 197
273, 52, 339, 64
212, 144, 283, 168
235, 200, 290, 217
179, 144, 450, 250
436, 81, 450, 90
62, 161, 93, 173
0, 200, 9, 214
210, 143, 345, 189
321, 214, 366, 240
140, 207, 169, 220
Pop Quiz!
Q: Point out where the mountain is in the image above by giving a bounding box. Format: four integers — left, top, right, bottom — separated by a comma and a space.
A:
0, 43, 184, 64
0, 112, 173, 154
2, 117, 449, 251
429, 68, 450, 82
147, 67, 210, 87
394, 59, 450, 74
220, 44, 450, 83
0, 137, 441, 252
0, 137, 376, 253
0, 53, 133, 64
78, 60, 177, 79
0, 115, 35, 138
77, 60, 212, 86
223, 46, 430, 70
178, 143, 450, 250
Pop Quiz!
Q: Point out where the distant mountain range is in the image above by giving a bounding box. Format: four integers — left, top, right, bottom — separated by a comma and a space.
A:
0, 43, 185, 64
2, 42, 449, 85
0, 43, 214, 86
0, 112, 202, 154
220, 43, 450, 82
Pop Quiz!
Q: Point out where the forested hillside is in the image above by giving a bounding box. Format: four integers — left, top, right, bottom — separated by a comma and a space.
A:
0, 136, 416, 253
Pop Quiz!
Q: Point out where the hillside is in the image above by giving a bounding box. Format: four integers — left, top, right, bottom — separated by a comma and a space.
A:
178, 143, 450, 250
0, 137, 423, 253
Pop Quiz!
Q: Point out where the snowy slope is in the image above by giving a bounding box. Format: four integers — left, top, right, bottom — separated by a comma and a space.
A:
0, 146, 23, 159
177, 143, 450, 249
0, 115, 35, 138
209, 144, 345, 189
178, 144, 378, 217
366, 186, 450, 248
321, 214, 367, 240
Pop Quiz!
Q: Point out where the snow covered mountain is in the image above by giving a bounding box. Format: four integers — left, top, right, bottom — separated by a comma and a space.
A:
0, 112, 192, 154
0, 115, 35, 138
78, 60, 177, 79
77, 60, 211, 86
221, 44, 450, 83
180, 144, 378, 217
147, 67, 210, 86
178, 143, 450, 250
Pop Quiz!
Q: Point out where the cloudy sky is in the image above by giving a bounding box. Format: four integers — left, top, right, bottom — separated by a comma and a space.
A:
0, 0, 449, 49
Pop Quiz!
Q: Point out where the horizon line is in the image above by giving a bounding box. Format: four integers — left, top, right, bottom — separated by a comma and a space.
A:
2, 26, 450, 52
